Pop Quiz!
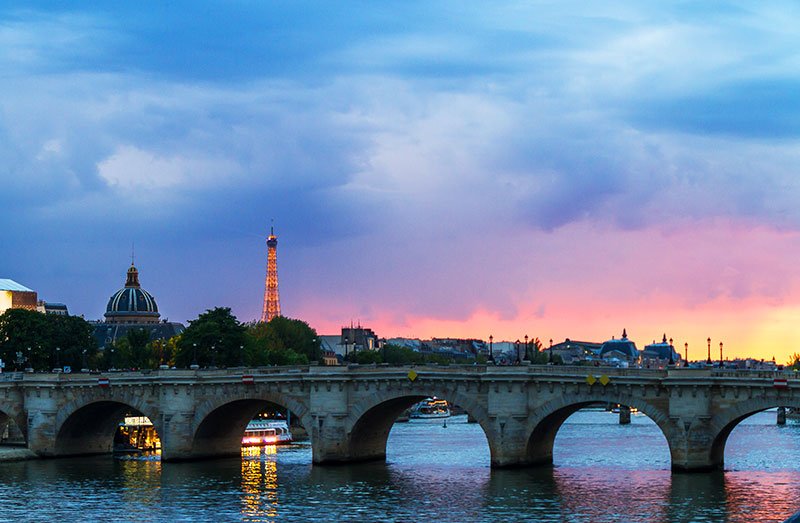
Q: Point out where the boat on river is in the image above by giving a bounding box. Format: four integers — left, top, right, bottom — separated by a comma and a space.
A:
242, 420, 293, 446
409, 398, 451, 419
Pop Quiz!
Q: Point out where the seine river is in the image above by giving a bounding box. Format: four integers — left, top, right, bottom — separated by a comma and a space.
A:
1, 410, 799, 522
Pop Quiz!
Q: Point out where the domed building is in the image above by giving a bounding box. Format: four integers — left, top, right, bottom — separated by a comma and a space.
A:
642, 334, 682, 367
599, 329, 640, 364
92, 263, 184, 348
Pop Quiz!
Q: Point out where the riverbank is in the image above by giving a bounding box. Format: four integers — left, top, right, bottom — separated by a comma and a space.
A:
0, 446, 36, 462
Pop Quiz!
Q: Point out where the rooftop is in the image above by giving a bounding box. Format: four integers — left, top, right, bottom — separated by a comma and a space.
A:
0, 279, 34, 292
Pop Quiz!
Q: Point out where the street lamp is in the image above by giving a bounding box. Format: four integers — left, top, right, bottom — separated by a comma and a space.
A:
706, 337, 712, 365
191, 343, 198, 369
239, 345, 245, 367
719, 342, 724, 368
110, 348, 115, 370
549, 339, 553, 364
515, 339, 521, 364
211, 344, 217, 368
82, 349, 88, 370
488, 335, 494, 363
55, 347, 61, 369
684, 343, 689, 367
668, 338, 674, 366
524, 334, 529, 361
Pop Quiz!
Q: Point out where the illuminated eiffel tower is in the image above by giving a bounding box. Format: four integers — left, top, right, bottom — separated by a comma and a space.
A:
260, 226, 281, 322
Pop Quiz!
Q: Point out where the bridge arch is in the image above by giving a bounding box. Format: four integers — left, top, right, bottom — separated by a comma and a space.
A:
526, 392, 673, 467
708, 398, 800, 469
339, 387, 492, 464
185, 391, 313, 461
0, 403, 26, 446
54, 397, 162, 457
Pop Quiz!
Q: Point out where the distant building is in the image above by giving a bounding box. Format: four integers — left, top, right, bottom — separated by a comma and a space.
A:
549, 339, 602, 364
0, 279, 38, 314
37, 301, 69, 316
641, 335, 681, 368
341, 324, 379, 352
91, 263, 184, 348
599, 329, 640, 365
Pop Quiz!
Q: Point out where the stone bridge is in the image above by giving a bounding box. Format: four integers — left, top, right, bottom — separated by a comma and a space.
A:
1, 364, 798, 471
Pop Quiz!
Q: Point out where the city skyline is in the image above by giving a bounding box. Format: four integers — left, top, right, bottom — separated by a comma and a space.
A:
2, 3, 800, 363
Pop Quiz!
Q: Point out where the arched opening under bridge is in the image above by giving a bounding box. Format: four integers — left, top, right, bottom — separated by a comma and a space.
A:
349, 394, 490, 466
192, 399, 309, 461
714, 405, 800, 471
55, 401, 161, 457
0, 408, 26, 447
529, 400, 672, 468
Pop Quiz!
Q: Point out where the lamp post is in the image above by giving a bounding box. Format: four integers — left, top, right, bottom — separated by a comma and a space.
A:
719, 341, 723, 368
191, 342, 198, 369
515, 339, 521, 364
26, 347, 32, 372
549, 339, 553, 364
55, 347, 61, 369
239, 345, 245, 367
684, 342, 688, 367
211, 344, 217, 368
82, 349, 88, 370
488, 335, 494, 363
706, 337, 712, 365
668, 338, 674, 366
110, 348, 115, 370
524, 335, 529, 361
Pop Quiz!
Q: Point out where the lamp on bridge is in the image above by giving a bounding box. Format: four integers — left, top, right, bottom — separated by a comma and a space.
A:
515, 339, 521, 364
719, 342, 723, 368
524, 335, 529, 361
706, 337, 712, 365
549, 339, 553, 363
191, 343, 198, 370
488, 335, 494, 363
668, 338, 674, 366
684, 343, 689, 367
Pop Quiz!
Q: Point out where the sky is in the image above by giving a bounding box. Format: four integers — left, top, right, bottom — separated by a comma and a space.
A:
2, 2, 800, 363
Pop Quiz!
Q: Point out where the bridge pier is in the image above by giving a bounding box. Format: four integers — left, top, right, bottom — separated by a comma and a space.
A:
618, 406, 631, 425
777, 407, 787, 426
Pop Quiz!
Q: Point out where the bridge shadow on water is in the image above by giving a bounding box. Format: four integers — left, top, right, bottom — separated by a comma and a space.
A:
3, 409, 800, 522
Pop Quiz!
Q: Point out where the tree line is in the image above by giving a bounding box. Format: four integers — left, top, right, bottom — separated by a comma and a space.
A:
0, 307, 320, 371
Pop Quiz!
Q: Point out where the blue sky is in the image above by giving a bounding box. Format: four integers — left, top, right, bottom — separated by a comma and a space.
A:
3, 2, 800, 359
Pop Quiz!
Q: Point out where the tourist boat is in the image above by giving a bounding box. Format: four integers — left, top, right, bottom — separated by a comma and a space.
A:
409, 398, 451, 419
242, 419, 293, 446
114, 416, 161, 453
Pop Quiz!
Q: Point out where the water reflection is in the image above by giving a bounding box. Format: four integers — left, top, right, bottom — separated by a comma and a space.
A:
241, 445, 279, 522
1, 411, 800, 522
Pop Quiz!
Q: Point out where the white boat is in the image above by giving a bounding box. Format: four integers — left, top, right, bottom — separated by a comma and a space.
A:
242, 419, 293, 446
409, 398, 451, 419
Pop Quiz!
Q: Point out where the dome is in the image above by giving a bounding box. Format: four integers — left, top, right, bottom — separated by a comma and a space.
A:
599, 329, 639, 360
104, 264, 160, 324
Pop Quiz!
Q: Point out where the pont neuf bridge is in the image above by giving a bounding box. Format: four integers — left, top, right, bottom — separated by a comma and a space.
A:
0, 364, 796, 471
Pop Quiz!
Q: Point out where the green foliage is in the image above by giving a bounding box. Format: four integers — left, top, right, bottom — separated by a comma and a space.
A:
789, 352, 800, 369
246, 316, 318, 366
176, 307, 248, 368
110, 328, 156, 369
0, 308, 97, 371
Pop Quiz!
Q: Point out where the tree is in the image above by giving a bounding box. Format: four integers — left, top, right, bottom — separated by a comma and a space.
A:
176, 307, 248, 368
246, 316, 319, 366
0, 308, 96, 371
112, 328, 156, 370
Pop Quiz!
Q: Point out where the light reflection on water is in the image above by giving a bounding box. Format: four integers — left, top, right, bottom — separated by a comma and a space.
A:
1, 410, 799, 522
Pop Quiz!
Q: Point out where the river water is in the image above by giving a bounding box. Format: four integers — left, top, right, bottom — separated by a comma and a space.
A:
1, 410, 799, 522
